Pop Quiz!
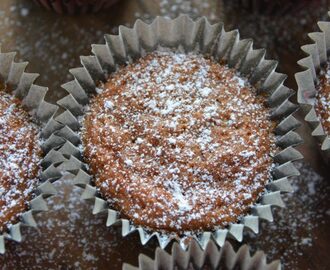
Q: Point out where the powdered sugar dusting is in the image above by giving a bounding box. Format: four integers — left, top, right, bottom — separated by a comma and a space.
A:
315, 62, 330, 135
247, 161, 330, 269
0, 90, 41, 232
82, 51, 277, 233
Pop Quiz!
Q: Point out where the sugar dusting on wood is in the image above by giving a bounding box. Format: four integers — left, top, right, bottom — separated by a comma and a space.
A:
246, 162, 330, 269
0, 0, 328, 268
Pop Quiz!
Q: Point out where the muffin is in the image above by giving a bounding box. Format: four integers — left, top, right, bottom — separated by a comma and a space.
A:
315, 64, 330, 136
0, 48, 59, 254
82, 51, 277, 234
33, 0, 119, 14
296, 11, 330, 163
123, 240, 281, 270
54, 16, 302, 249
0, 89, 41, 233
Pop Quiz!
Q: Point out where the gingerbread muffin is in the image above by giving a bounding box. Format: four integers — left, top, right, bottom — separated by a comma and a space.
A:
82, 51, 277, 233
315, 62, 330, 135
0, 88, 41, 233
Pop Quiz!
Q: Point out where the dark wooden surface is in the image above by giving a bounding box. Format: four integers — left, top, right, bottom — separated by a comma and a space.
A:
0, 0, 329, 269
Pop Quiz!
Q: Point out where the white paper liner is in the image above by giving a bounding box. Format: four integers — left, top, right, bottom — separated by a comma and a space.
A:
123, 240, 281, 270
295, 11, 330, 164
49, 15, 303, 250
0, 47, 62, 254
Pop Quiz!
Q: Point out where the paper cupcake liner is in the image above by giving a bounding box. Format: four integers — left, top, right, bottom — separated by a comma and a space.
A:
295, 11, 330, 164
123, 240, 281, 270
0, 47, 64, 254
33, 0, 119, 15
49, 15, 303, 249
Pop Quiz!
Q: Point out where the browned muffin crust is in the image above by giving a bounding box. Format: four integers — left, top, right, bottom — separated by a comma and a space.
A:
82, 52, 277, 233
0, 89, 41, 233
316, 63, 330, 135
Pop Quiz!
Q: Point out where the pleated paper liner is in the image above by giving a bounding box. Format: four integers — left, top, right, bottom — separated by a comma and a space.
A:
33, 0, 119, 15
295, 11, 330, 164
49, 15, 303, 249
0, 47, 64, 254
123, 240, 281, 270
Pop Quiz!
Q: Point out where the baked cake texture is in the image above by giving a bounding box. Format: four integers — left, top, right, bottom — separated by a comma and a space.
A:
82, 52, 277, 233
316, 62, 330, 135
0, 89, 41, 233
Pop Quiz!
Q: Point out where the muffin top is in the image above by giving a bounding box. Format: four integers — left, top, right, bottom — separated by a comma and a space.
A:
316, 62, 330, 135
82, 51, 276, 233
0, 89, 41, 233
